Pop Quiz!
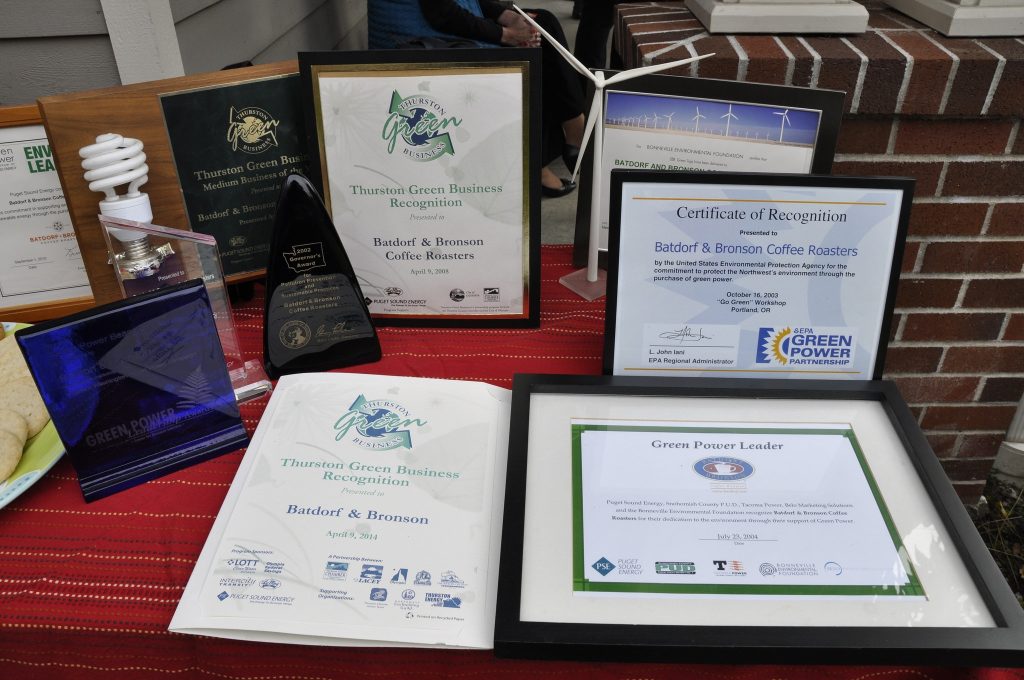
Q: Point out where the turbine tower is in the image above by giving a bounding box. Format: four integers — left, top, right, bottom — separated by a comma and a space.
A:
663, 111, 676, 131
692, 106, 705, 133
721, 104, 738, 137
773, 109, 791, 143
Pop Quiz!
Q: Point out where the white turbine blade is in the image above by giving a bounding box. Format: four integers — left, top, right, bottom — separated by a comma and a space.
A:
604, 52, 714, 86
513, 5, 595, 82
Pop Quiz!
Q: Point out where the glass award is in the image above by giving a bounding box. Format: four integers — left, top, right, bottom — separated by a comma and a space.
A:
99, 216, 271, 402
15, 280, 249, 502
263, 174, 381, 378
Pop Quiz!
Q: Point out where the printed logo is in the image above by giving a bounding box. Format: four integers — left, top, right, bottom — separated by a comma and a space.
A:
382, 90, 462, 162
756, 327, 855, 367
592, 557, 615, 576
449, 288, 465, 302
402, 589, 416, 600
824, 561, 843, 576
425, 593, 462, 608
229, 235, 247, 248
759, 563, 778, 576
439, 571, 465, 588
655, 561, 696, 575
217, 591, 230, 601
323, 561, 349, 582
384, 287, 403, 296
334, 395, 427, 451
259, 578, 281, 589
282, 243, 327, 274
483, 287, 500, 302
694, 457, 754, 481
359, 564, 384, 583
370, 587, 388, 602
279, 320, 311, 349
713, 560, 727, 571
226, 105, 280, 153
414, 570, 432, 586
391, 568, 409, 584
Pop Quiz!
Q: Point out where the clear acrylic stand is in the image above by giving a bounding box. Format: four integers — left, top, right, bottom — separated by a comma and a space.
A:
99, 215, 272, 403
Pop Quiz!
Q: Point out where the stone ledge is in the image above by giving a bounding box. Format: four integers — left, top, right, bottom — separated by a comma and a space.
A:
616, 0, 1024, 116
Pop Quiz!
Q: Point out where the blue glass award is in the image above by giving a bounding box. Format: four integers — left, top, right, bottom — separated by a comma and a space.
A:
15, 279, 249, 502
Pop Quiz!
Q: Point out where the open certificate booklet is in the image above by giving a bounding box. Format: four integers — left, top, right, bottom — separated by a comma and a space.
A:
573, 420, 922, 598
170, 373, 510, 648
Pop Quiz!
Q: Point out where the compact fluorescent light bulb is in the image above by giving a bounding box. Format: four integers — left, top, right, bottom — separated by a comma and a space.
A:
79, 133, 153, 240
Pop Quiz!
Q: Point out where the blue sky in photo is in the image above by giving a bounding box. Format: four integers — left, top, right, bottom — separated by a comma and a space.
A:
605, 91, 821, 146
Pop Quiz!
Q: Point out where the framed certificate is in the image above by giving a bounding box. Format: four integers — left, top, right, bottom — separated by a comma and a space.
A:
572, 74, 844, 268
494, 375, 1024, 664
300, 50, 541, 327
605, 171, 912, 380
0, 104, 92, 321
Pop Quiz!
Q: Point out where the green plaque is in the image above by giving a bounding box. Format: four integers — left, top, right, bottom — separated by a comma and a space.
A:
160, 74, 309, 277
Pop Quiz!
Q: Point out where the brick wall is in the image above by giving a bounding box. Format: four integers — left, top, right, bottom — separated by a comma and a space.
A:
617, 1, 1024, 503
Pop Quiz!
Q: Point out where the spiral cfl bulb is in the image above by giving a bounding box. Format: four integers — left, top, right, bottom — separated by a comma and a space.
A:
79, 133, 153, 242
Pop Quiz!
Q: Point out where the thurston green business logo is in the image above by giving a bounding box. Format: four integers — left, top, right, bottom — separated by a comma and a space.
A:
382, 90, 461, 162
334, 395, 427, 450
226, 105, 280, 153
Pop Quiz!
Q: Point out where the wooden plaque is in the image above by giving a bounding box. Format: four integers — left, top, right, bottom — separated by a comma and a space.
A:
38, 61, 297, 305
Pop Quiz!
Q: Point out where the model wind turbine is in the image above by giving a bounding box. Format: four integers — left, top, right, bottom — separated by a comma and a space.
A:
774, 109, 791, 142
721, 104, 738, 137
692, 106, 705, 133
513, 5, 710, 298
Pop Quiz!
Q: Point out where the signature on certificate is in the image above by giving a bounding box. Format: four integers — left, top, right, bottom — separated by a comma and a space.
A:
659, 326, 713, 344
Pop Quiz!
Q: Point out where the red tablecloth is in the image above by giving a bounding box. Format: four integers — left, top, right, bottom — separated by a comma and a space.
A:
0, 246, 1015, 679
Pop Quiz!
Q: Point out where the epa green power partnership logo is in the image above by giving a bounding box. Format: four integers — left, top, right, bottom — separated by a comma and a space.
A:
382, 90, 462, 162
334, 395, 427, 451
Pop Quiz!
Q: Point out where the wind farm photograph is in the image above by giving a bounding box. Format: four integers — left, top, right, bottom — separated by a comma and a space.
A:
604, 91, 821, 147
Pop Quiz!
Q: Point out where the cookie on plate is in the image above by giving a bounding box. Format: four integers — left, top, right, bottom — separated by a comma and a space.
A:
0, 335, 30, 380
0, 377, 49, 438
0, 408, 28, 443
0, 429, 24, 481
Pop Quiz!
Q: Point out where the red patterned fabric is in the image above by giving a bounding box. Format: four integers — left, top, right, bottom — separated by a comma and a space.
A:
0, 246, 1015, 678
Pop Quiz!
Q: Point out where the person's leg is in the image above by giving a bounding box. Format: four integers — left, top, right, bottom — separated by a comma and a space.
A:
573, 0, 617, 70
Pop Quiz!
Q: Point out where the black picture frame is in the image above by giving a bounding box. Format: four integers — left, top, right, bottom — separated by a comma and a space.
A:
603, 170, 913, 380
572, 73, 844, 269
494, 374, 1024, 665
298, 49, 541, 328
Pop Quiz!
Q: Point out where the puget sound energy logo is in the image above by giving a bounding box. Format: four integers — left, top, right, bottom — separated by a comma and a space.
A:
334, 395, 427, 451
226, 105, 280, 153
382, 90, 461, 162
756, 326, 856, 368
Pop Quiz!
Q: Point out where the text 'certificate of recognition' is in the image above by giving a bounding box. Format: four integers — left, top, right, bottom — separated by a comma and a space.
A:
171, 373, 510, 648
610, 179, 906, 378
573, 420, 922, 598
313, 65, 529, 321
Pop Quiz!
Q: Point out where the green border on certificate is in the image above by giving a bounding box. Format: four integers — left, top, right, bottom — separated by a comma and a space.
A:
570, 423, 923, 597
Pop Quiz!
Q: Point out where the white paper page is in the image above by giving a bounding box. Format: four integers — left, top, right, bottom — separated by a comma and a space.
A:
171, 373, 510, 648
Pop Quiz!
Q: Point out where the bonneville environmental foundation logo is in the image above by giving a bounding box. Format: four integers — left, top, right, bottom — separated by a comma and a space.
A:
382, 90, 462, 162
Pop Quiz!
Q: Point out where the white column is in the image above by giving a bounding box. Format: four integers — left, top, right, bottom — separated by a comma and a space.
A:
685, 0, 868, 34
885, 0, 1024, 37
995, 394, 1024, 480
100, 0, 185, 85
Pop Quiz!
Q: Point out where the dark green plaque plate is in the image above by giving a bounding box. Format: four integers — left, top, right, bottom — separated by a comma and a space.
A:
161, 74, 309, 277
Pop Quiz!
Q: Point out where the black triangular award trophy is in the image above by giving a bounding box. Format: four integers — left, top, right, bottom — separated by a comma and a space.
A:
263, 174, 381, 378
